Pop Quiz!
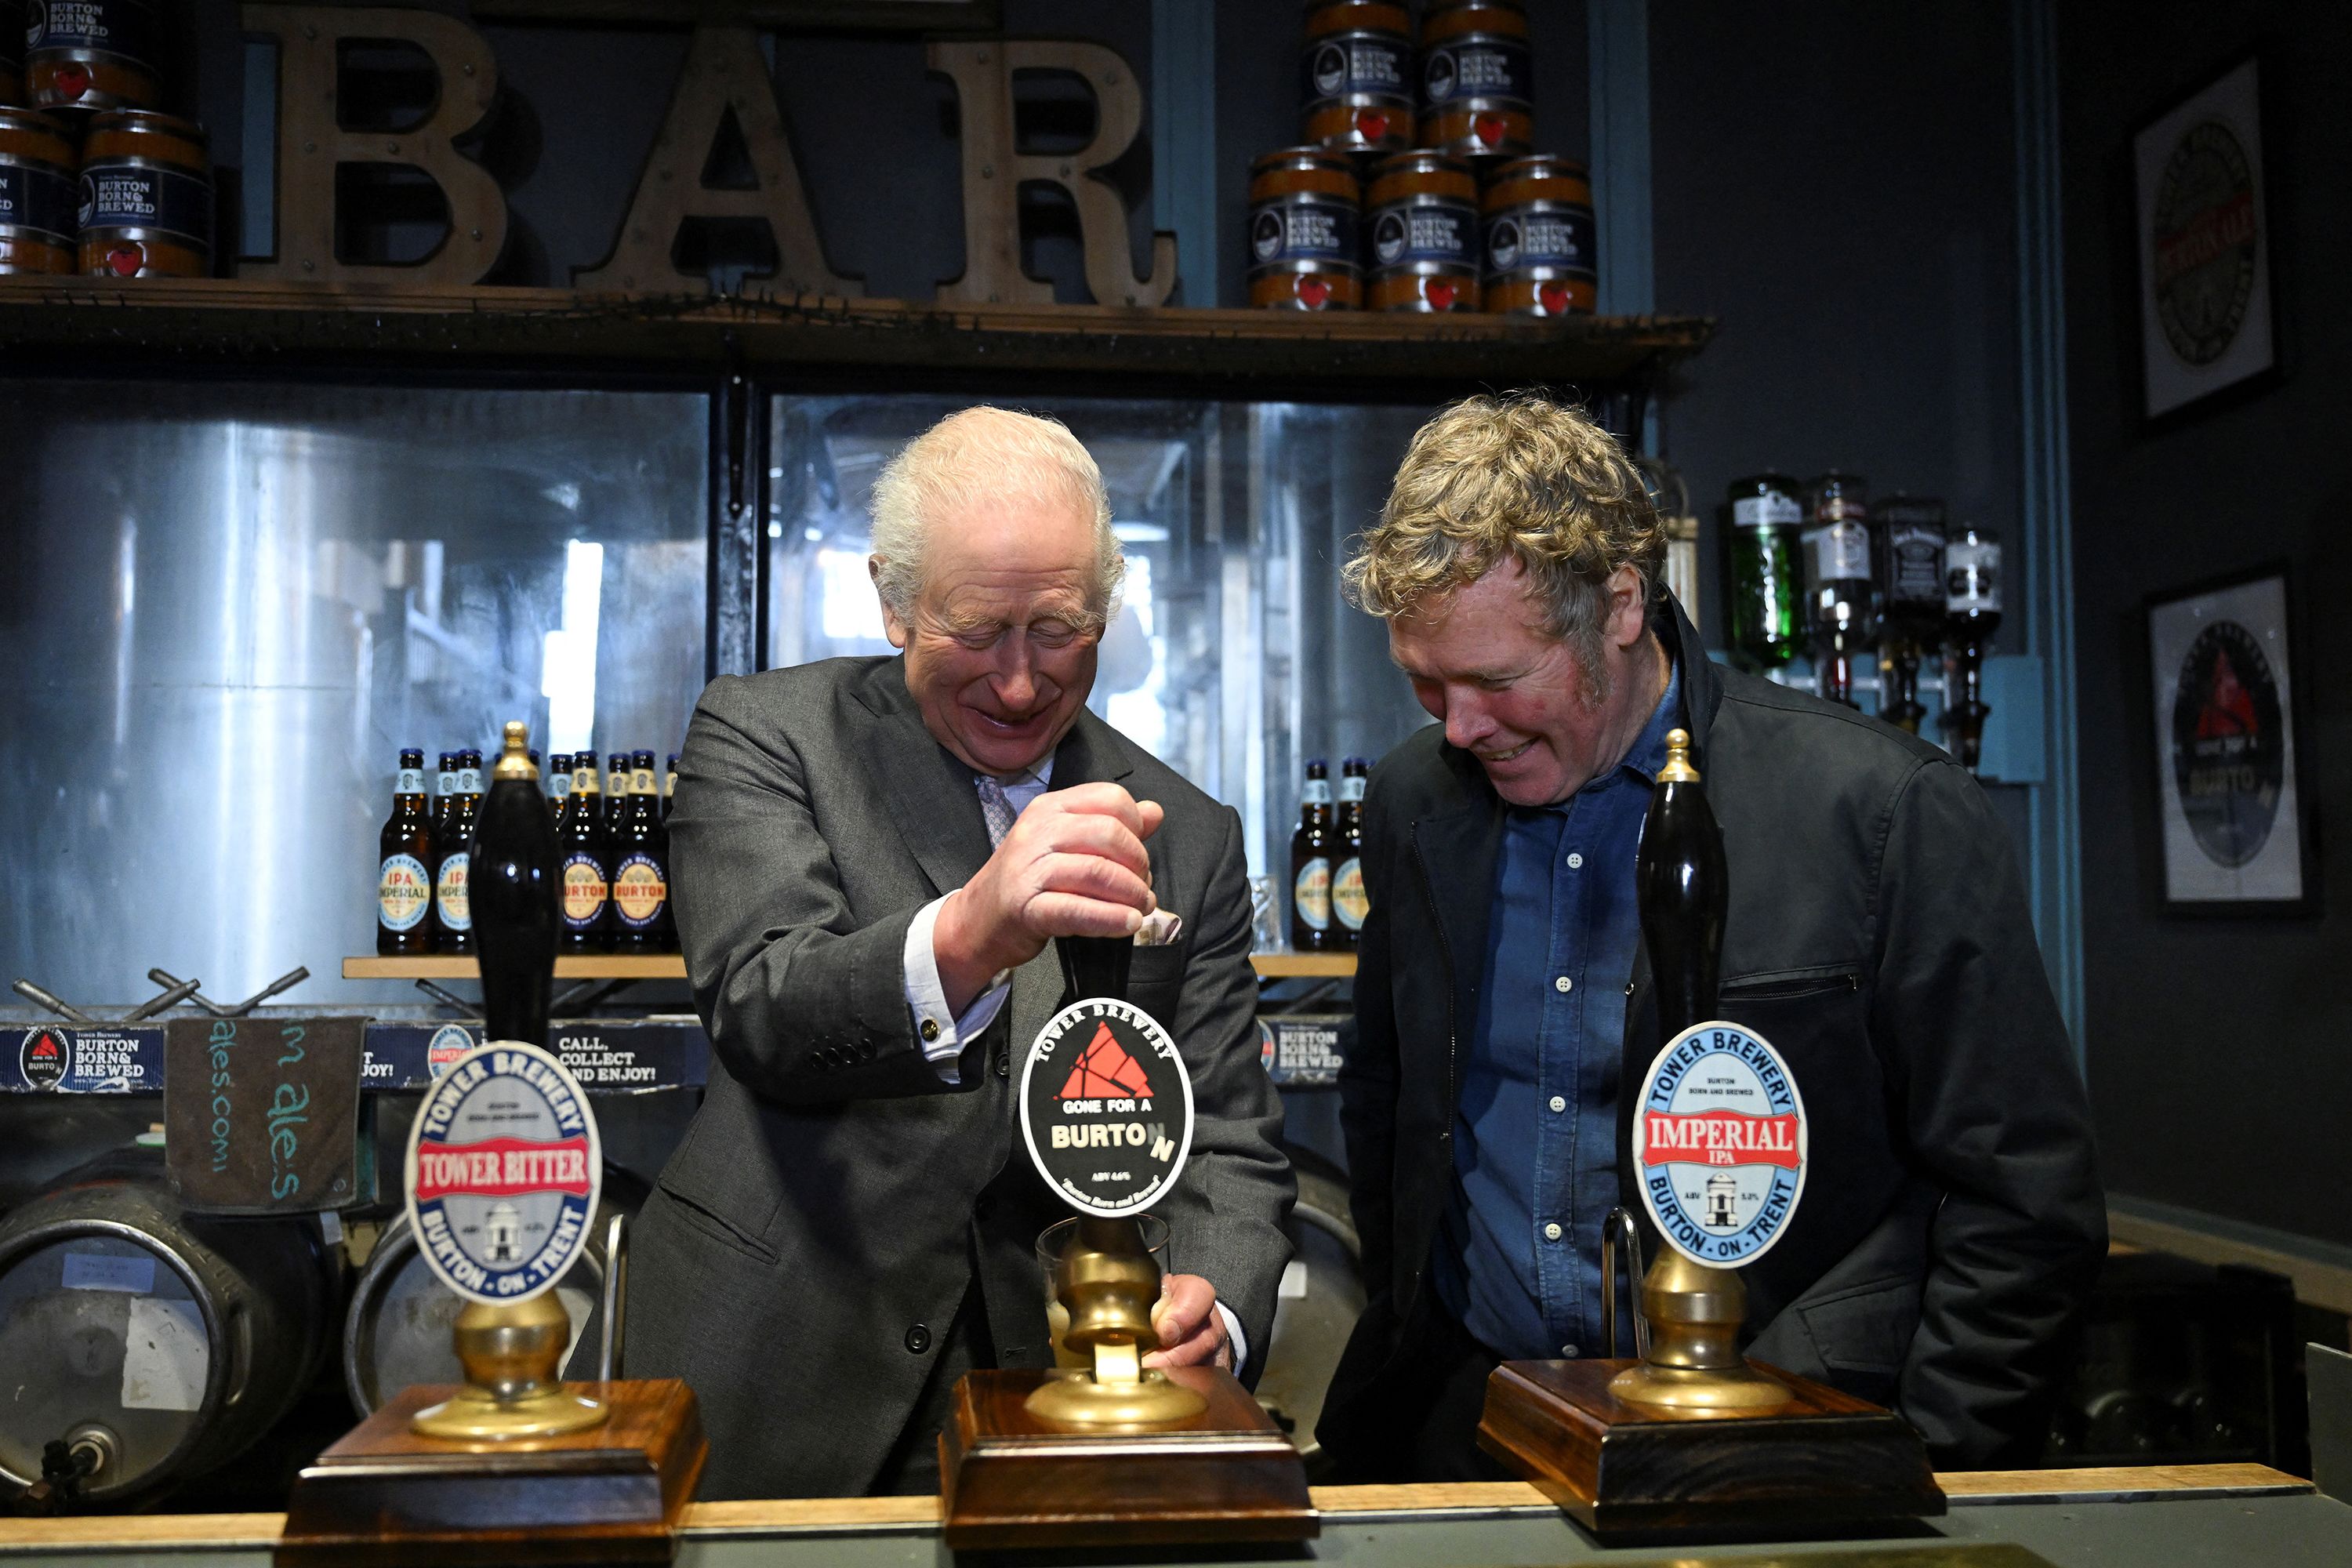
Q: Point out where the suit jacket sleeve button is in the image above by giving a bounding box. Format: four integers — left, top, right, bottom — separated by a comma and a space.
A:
906, 1323, 932, 1354
994, 1053, 1010, 1078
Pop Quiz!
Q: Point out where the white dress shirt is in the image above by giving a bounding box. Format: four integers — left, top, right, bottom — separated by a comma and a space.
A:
897, 756, 1247, 1367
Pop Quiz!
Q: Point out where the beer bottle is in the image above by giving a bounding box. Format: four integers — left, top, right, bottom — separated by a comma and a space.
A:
1635, 728, 1726, 1039
559, 753, 611, 952
610, 749, 674, 952
548, 752, 572, 820
1943, 526, 2002, 772
604, 753, 630, 833
1725, 474, 1806, 670
662, 753, 680, 821
1332, 757, 1370, 950
377, 747, 436, 955
1290, 760, 1335, 952
1871, 495, 1946, 735
1802, 471, 1874, 708
434, 750, 480, 955
431, 751, 457, 839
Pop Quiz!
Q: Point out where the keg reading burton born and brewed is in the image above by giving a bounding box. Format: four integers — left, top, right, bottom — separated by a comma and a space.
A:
27, 0, 163, 114
1247, 146, 1362, 310
78, 109, 211, 278
1300, 0, 1413, 155
1417, 0, 1533, 160
1480, 154, 1595, 315
0, 107, 78, 274
1365, 149, 1479, 312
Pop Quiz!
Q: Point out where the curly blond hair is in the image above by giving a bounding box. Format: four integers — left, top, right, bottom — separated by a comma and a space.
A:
1343, 394, 1664, 662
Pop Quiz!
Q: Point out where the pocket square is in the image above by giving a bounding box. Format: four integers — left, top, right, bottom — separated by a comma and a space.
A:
1135, 909, 1184, 946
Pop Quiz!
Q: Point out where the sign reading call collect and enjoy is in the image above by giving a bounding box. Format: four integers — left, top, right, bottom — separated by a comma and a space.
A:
1632, 1023, 1809, 1269
1019, 998, 1195, 1217
405, 1042, 602, 1305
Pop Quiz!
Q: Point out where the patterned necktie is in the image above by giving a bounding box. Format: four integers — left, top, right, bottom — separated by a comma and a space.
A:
975, 773, 1016, 848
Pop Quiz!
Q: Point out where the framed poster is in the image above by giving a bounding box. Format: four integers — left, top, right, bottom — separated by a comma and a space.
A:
2145, 565, 2315, 914
2132, 56, 2276, 423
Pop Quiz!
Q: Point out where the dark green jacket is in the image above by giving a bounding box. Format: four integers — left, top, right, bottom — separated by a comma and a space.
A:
1321, 595, 2104, 1469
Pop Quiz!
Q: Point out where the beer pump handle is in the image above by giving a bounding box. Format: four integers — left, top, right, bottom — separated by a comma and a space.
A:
1058, 934, 1134, 1007
1635, 728, 1727, 1040
473, 722, 560, 1048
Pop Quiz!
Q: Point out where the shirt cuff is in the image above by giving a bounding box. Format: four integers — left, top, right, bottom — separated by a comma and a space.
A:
904, 895, 1012, 1083
1215, 1301, 1248, 1371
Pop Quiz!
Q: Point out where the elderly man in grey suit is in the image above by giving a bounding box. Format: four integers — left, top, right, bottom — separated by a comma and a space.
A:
628, 406, 1294, 1501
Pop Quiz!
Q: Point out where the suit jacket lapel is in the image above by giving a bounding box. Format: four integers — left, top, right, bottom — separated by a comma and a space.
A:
848, 659, 995, 897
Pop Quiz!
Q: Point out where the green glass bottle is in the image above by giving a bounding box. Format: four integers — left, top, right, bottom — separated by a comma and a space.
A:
1724, 474, 1806, 670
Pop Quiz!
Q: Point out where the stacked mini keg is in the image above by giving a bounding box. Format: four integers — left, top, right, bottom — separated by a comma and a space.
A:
1249, 0, 1595, 314
0, 0, 213, 278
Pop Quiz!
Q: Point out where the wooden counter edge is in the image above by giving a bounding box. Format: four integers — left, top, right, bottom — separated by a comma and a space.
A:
0, 1465, 2316, 1550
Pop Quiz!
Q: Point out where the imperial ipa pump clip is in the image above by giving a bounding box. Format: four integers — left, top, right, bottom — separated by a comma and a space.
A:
402, 724, 608, 1440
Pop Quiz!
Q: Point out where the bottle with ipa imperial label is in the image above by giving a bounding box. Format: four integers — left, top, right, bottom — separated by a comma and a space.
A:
378, 748, 435, 954
433, 748, 480, 954
1725, 474, 1806, 670
558, 753, 611, 951
1333, 757, 1370, 949
611, 749, 673, 951
1291, 759, 1335, 951
1944, 526, 2002, 773
430, 750, 457, 840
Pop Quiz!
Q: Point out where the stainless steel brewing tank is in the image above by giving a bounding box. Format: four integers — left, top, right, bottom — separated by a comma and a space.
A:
0, 1152, 338, 1506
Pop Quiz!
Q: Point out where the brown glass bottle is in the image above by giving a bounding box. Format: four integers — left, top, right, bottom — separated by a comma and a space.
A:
604, 752, 630, 833
1290, 759, 1336, 951
1332, 757, 1370, 949
610, 749, 675, 952
1635, 729, 1726, 1039
430, 750, 457, 841
377, 747, 436, 955
662, 752, 679, 821
433, 750, 480, 955
547, 752, 572, 820
557, 753, 611, 952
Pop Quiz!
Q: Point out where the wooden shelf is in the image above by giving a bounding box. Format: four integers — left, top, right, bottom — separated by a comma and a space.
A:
0, 278, 1711, 392
343, 954, 684, 980
346, 951, 1354, 981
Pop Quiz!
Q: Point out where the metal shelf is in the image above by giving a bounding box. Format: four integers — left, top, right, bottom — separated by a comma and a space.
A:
343, 951, 1356, 981
0, 278, 1712, 393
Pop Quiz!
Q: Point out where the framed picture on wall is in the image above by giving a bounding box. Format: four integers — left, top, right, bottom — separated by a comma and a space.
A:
2132, 56, 2278, 423
2145, 565, 2316, 915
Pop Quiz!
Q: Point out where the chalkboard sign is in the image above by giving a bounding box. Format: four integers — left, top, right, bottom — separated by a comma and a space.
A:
164, 1017, 364, 1214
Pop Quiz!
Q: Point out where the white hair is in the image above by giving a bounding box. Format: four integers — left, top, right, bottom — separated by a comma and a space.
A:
868, 406, 1124, 628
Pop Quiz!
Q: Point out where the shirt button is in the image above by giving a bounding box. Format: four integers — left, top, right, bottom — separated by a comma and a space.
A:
1554, 975, 1573, 993
1549, 1094, 1566, 1113
905, 1323, 932, 1354
1561, 1343, 1580, 1359
920, 1018, 941, 1044
1543, 1222, 1563, 1243
1566, 851, 1584, 869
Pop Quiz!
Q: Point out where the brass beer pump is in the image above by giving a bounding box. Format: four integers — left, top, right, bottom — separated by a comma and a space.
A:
413, 725, 608, 1441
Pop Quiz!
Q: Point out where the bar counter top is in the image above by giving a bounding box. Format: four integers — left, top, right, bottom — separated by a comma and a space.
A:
0, 1465, 2339, 1566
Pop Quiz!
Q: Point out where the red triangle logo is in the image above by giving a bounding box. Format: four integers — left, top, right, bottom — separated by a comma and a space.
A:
30, 1037, 58, 1060
1057, 1022, 1152, 1099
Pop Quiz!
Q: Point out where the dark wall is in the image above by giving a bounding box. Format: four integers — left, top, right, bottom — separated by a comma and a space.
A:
2060, 2, 2352, 1243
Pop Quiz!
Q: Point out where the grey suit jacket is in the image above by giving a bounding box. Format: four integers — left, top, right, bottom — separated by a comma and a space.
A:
626, 655, 1294, 1500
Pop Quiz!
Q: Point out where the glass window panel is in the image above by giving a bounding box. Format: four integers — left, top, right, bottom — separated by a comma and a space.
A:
0, 383, 708, 1007
764, 395, 1436, 879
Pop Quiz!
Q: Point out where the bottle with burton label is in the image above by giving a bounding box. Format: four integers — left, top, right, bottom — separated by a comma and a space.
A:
433, 750, 480, 954
557, 753, 612, 952
604, 753, 630, 833
1291, 759, 1336, 951
1871, 495, 1946, 735
1943, 526, 2002, 773
377, 747, 436, 954
611, 749, 674, 952
1803, 471, 1874, 709
548, 752, 572, 818
1332, 757, 1370, 949
1724, 474, 1806, 670
663, 753, 679, 821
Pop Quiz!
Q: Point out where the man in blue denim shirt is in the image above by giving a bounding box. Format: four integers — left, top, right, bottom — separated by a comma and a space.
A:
1319, 394, 2102, 1482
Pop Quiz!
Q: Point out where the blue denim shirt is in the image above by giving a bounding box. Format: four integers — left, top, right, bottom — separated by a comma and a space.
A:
1432, 659, 1682, 1359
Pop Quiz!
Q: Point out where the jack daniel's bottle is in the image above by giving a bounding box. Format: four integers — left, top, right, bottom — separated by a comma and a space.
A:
1635, 729, 1725, 1037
